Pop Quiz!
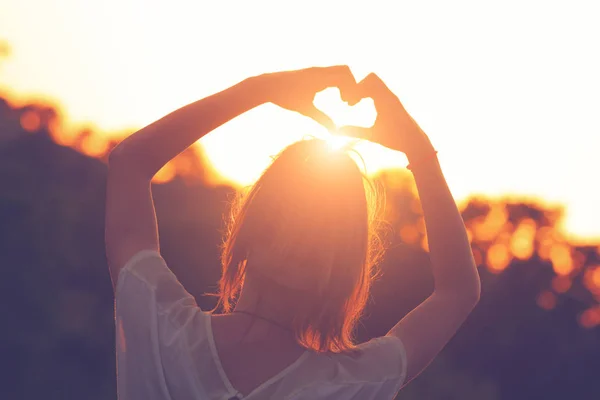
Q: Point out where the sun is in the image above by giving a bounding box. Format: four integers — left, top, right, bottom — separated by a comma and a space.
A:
199, 86, 408, 188
324, 132, 355, 151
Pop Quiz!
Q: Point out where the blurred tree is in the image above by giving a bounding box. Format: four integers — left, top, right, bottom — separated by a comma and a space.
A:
0, 93, 598, 399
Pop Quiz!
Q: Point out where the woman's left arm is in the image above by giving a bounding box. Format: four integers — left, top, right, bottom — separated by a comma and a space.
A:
105, 66, 356, 290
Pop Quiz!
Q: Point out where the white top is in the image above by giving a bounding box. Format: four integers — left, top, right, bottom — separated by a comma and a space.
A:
115, 250, 407, 400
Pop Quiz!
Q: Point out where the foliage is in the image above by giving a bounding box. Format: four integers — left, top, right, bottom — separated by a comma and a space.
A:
0, 97, 598, 399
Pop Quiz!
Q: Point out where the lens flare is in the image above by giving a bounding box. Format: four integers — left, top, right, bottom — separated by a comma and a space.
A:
324, 131, 354, 151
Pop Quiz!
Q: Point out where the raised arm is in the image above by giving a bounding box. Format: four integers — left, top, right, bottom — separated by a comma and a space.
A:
105, 66, 356, 290
341, 74, 481, 386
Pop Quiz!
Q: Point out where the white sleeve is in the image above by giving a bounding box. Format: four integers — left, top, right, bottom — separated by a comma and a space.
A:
114, 250, 200, 400
359, 335, 408, 390
374, 335, 407, 396
339, 335, 407, 398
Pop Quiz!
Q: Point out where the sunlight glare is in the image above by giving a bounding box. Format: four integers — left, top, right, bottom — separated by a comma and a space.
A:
3, 0, 600, 239
313, 88, 376, 129
324, 131, 354, 151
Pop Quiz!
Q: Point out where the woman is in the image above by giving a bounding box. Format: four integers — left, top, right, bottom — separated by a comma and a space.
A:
105, 66, 481, 399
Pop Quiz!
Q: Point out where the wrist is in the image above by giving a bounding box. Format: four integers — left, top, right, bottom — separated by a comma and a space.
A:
240, 75, 270, 107
404, 135, 440, 171
405, 137, 435, 161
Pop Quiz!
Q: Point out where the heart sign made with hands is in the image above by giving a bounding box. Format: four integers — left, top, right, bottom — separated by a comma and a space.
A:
318, 73, 432, 159
313, 87, 377, 132
261, 66, 431, 158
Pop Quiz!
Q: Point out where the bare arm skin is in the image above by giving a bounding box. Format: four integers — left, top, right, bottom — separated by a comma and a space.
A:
341, 74, 481, 386
105, 66, 356, 290
391, 154, 480, 386
105, 65, 479, 386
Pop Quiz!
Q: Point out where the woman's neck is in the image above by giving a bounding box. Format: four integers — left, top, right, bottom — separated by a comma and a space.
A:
232, 272, 301, 327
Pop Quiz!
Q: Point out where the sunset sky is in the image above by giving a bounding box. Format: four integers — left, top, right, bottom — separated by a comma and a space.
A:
1, 0, 599, 242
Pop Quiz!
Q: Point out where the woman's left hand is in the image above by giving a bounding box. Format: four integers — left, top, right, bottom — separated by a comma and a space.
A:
254, 66, 357, 131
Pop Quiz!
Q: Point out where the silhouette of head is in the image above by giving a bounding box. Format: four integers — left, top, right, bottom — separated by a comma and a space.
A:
217, 138, 384, 352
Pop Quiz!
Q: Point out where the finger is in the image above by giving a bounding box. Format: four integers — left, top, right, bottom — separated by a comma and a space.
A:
312, 65, 357, 94
312, 65, 360, 106
313, 65, 353, 78
346, 73, 391, 105
337, 125, 372, 139
359, 73, 389, 91
302, 105, 336, 131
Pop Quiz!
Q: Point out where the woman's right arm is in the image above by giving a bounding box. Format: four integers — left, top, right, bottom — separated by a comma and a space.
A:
341, 74, 481, 386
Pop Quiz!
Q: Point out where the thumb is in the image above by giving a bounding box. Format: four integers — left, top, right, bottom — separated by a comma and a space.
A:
301, 105, 336, 131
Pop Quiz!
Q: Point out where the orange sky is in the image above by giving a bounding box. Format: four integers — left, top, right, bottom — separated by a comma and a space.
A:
1, 0, 599, 243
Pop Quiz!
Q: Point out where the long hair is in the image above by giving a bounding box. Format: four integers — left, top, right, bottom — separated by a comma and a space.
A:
215, 138, 385, 353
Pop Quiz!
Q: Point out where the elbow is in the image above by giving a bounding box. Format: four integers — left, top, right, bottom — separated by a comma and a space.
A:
472, 267, 482, 302
462, 268, 481, 307
465, 275, 481, 309
462, 259, 481, 306
107, 146, 130, 175
468, 283, 481, 307
107, 136, 159, 180
107, 143, 126, 168
107, 145, 151, 180
455, 286, 480, 313
107, 142, 135, 168
453, 286, 480, 310
437, 267, 481, 308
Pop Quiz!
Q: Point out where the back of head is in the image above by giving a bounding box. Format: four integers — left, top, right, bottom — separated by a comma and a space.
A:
218, 138, 383, 353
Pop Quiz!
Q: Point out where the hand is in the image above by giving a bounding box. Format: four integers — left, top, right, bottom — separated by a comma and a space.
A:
338, 73, 433, 159
255, 66, 357, 131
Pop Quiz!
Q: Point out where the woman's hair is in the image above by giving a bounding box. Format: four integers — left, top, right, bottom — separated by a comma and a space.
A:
215, 138, 385, 353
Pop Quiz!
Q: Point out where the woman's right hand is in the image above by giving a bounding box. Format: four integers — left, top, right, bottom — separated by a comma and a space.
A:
338, 73, 434, 160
